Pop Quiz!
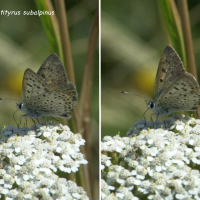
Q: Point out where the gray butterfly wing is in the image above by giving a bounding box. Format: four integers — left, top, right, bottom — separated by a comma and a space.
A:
22, 68, 75, 119
156, 72, 200, 113
37, 54, 78, 104
24, 91, 74, 119
153, 45, 186, 99
22, 68, 52, 101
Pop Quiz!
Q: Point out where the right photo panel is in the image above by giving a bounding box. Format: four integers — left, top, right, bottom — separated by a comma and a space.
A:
101, 0, 200, 199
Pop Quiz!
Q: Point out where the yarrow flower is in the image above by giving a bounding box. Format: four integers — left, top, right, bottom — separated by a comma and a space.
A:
101, 115, 200, 199
0, 123, 89, 199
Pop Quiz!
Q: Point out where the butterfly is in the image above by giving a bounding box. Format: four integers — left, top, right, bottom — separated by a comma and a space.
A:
123, 45, 200, 118
147, 45, 200, 117
1, 54, 77, 120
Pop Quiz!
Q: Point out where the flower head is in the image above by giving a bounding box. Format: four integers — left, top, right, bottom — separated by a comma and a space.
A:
0, 123, 88, 199
101, 115, 200, 199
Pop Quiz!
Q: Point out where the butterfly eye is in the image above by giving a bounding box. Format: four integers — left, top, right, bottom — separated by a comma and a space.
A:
148, 101, 155, 109
17, 103, 23, 110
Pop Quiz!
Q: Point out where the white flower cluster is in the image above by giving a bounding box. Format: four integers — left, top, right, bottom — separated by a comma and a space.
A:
101, 115, 200, 200
0, 123, 88, 200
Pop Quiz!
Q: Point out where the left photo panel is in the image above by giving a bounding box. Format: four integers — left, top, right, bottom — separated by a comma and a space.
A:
0, 1, 99, 200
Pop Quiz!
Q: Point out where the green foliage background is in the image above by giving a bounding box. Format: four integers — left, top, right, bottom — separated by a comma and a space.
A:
101, 0, 200, 138
0, 0, 99, 193
0, 0, 98, 130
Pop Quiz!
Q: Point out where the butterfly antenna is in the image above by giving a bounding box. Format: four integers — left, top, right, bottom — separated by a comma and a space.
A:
121, 91, 151, 101
13, 109, 19, 127
0, 98, 20, 103
143, 108, 149, 120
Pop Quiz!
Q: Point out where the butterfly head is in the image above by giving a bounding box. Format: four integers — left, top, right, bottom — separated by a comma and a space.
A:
147, 99, 171, 116
16, 101, 39, 118
147, 101, 156, 110
16, 102, 33, 116
16, 102, 28, 115
17, 102, 23, 110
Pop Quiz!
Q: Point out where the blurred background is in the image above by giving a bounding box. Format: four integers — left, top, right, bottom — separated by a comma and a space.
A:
101, 0, 200, 138
0, 0, 99, 188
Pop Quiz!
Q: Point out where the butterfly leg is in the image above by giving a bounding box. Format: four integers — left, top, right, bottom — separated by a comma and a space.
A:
143, 108, 149, 125
156, 113, 159, 121
160, 115, 167, 129
13, 109, 19, 127
25, 116, 28, 127
50, 117, 59, 122
19, 115, 23, 128
38, 118, 47, 126
150, 114, 155, 122
163, 119, 167, 129
149, 113, 156, 128
155, 113, 166, 128
36, 118, 40, 124
19, 114, 28, 128
30, 118, 36, 125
